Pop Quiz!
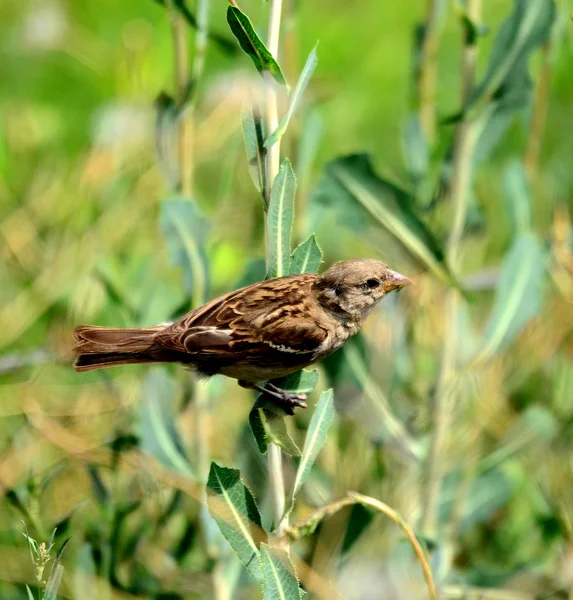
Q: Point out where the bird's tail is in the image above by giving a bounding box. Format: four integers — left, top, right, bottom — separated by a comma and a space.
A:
72, 325, 166, 372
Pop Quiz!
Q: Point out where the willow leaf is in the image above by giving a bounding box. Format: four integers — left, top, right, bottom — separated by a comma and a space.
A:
291, 390, 334, 502
249, 403, 301, 457
242, 105, 267, 201
467, 0, 555, 108
160, 197, 209, 307
478, 234, 545, 362
206, 463, 267, 582
139, 369, 195, 478
267, 160, 296, 278
226, 6, 287, 87
314, 154, 452, 284
265, 45, 318, 148
261, 544, 302, 600
290, 235, 323, 275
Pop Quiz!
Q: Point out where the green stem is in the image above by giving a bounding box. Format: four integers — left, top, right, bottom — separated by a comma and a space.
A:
166, 0, 193, 197
263, 0, 288, 537
418, 0, 443, 142
420, 0, 481, 540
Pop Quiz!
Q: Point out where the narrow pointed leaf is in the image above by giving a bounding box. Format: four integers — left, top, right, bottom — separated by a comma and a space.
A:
153, 0, 237, 55
267, 160, 296, 278
265, 45, 318, 148
242, 105, 267, 201
261, 544, 302, 600
314, 154, 452, 284
402, 114, 429, 183
477, 234, 545, 362
292, 389, 334, 501
467, 0, 555, 108
226, 6, 287, 87
160, 197, 210, 307
206, 463, 267, 582
25, 586, 35, 600
290, 235, 323, 275
139, 369, 195, 478
503, 160, 531, 236
43, 564, 64, 600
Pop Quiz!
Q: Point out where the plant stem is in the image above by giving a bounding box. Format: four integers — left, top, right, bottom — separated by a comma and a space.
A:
524, 40, 552, 182
420, 0, 481, 540
264, 0, 283, 209
263, 0, 288, 536
167, 0, 193, 196
418, 0, 442, 142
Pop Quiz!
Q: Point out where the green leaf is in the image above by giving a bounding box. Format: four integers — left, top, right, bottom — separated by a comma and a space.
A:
313, 154, 452, 284
265, 45, 318, 148
467, 0, 555, 108
248, 370, 318, 456
290, 235, 323, 275
477, 234, 545, 362
473, 64, 534, 167
160, 197, 210, 307
226, 6, 287, 87
292, 390, 334, 500
276, 369, 319, 394
206, 462, 267, 582
296, 109, 323, 196
154, 93, 182, 190
402, 114, 429, 183
153, 0, 237, 55
249, 403, 301, 457
267, 160, 296, 278
242, 105, 267, 201
43, 565, 64, 600
139, 369, 195, 478
25, 586, 35, 600
503, 160, 531, 236
260, 544, 302, 600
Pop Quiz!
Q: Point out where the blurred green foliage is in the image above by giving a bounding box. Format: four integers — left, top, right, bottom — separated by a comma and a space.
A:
2, 0, 573, 598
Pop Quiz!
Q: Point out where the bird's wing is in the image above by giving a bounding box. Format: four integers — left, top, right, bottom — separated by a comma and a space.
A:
153, 274, 328, 356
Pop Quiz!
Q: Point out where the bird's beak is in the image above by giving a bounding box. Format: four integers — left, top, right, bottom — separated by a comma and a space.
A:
384, 270, 414, 293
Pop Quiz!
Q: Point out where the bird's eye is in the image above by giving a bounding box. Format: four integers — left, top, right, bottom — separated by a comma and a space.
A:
365, 278, 380, 289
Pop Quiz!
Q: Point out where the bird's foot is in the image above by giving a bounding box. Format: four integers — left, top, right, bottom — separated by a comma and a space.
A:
239, 381, 308, 415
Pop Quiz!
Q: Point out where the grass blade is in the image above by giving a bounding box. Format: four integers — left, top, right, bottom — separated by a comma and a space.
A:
25, 586, 35, 600
267, 160, 296, 278
226, 6, 287, 87
260, 543, 302, 600
206, 462, 267, 582
265, 45, 318, 148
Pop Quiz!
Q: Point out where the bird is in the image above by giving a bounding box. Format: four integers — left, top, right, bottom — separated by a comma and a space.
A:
73, 259, 413, 414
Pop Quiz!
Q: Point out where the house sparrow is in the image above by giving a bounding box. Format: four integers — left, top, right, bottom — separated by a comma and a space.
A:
73, 259, 412, 414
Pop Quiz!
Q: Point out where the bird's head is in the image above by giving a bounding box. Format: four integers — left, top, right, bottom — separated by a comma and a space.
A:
313, 259, 413, 322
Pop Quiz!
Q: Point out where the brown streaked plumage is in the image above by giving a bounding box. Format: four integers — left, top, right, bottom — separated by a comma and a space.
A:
73, 259, 413, 413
